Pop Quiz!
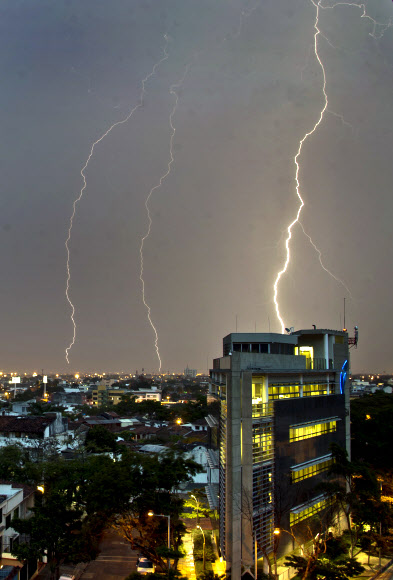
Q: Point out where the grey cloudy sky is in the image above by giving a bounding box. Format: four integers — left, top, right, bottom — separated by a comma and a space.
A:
1, 0, 392, 374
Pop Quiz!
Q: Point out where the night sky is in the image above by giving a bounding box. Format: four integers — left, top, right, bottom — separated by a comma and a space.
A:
1, 0, 392, 374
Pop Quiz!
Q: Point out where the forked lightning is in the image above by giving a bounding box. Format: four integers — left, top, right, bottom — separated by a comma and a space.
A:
139, 63, 191, 373
273, 0, 392, 332
65, 36, 169, 364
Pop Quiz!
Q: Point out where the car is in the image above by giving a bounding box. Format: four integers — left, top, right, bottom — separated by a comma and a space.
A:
137, 557, 155, 575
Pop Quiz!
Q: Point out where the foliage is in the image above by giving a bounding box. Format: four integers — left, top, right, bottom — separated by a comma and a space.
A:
171, 395, 209, 423
324, 534, 349, 562
198, 572, 226, 580
285, 553, 364, 580
113, 450, 200, 572
85, 425, 118, 452
0, 445, 32, 482
28, 401, 54, 415
351, 393, 393, 469
11, 489, 98, 580
182, 489, 209, 520
193, 529, 216, 563
318, 444, 387, 557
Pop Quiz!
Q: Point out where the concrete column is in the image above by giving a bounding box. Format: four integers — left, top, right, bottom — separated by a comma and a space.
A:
324, 333, 329, 369
241, 371, 254, 570
227, 354, 242, 578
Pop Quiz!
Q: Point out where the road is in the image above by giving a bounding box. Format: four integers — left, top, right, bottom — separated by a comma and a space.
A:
79, 528, 138, 580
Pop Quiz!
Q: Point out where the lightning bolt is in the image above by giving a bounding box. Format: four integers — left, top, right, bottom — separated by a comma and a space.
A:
233, 1, 260, 39
321, 1, 393, 40
273, 0, 391, 333
139, 63, 191, 373
65, 35, 169, 364
298, 221, 352, 297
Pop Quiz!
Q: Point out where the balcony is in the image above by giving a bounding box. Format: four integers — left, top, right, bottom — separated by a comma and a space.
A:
303, 358, 334, 370
252, 401, 274, 418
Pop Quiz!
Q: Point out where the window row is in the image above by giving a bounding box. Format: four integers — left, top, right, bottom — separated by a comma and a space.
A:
290, 496, 329, 526
289, 420, 337, 442
291, 458, 334, 483
252, 383, 336, 403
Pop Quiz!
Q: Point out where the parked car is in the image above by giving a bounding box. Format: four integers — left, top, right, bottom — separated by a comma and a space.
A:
137, 557, 155, 575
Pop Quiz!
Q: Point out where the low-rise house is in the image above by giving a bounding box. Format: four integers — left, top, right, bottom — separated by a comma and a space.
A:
131, 386, 161, 403
51, 391, 85, 406
10, 401, 36, 415
182, 418, 208, 432
0, 481, 35, 570
0, 413, 68, 454
79, 416, 121, 433
127, 425, 160, 441
183, 444, 208, 484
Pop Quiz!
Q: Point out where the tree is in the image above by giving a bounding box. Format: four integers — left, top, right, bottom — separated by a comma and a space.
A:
351, 393, 393, 469
0, 445, 30, 481
11, 489, 96, 580
9, 452, 147, 578
29, 401, 54, 415
182, 489, 209, 522
113, 450, 200, 571
85, 425, 118, 453
285, 553, 364, 580
319, 444, 383, 558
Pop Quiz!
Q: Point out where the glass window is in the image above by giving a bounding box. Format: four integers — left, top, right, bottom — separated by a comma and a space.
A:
303, 383, 328, 397
253, 423, 273, 463
291, 458, 334, 483
268, 383, 301, 400
290, 420, 337, 442
290, 496, 329, 525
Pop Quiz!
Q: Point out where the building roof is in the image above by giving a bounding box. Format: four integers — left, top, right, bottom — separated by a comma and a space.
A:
0, 480, 35, 500
0, 415, 56, 434
139, 444, 167, 454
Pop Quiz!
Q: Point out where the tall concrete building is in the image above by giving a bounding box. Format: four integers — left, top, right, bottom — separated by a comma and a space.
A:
210, 329, 350, 578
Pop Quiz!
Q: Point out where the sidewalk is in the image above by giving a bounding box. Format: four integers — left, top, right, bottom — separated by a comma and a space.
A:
356, 552, 393, 580
178, 530, 197, 580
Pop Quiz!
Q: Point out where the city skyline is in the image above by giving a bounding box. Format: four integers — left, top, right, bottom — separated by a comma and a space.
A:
1, 0, 392, 374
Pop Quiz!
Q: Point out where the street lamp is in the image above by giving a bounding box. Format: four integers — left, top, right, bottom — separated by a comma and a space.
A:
191, 494, 200, 524
197, 525, 206, 570
148, 511, 171, 571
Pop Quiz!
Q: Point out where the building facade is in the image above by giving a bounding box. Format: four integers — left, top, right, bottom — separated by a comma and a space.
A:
210, 329, 350, 577
0, 482, 35, 567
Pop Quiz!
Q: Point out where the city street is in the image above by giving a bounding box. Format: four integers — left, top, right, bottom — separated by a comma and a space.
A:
79, 528, 138, 580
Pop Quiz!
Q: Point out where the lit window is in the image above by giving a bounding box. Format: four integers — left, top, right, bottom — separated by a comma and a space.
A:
253, 423, 273, 463
289, 418, 339, 442
291, 455, 334, 482
269, 383, 301, 400
303, 383, 328, 397
290, 495, 329, 525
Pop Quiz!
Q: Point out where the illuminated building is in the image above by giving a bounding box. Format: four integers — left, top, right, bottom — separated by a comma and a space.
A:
91, 383, 126, 406
210, 329, 349, 577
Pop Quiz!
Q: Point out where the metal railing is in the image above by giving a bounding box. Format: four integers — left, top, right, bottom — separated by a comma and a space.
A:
252, 401, 274, 418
